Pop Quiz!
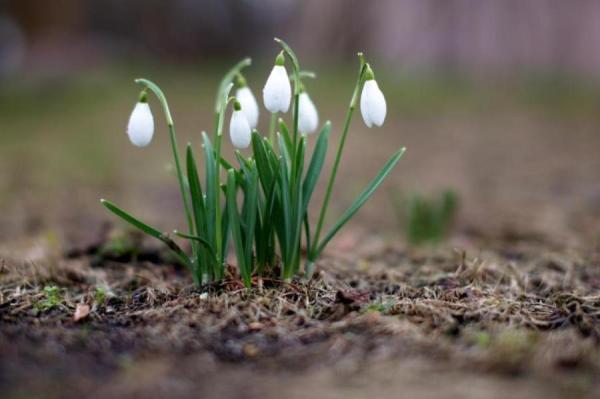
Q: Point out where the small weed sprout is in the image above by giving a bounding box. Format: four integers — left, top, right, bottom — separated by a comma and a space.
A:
37, 285, 63, 311
101, 38, 405, 287
397, 190, 458, 246
94, 286, 108, 305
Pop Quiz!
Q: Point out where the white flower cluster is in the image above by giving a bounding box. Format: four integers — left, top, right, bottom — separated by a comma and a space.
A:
127, 56, 387, 148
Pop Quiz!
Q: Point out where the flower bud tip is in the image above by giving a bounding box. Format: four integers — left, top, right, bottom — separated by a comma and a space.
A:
275, 51, 285, 66
236, 73, 247, 87
364, 64, 375, 81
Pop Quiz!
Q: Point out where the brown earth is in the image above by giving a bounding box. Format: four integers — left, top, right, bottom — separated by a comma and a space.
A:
1, 221, 600, 398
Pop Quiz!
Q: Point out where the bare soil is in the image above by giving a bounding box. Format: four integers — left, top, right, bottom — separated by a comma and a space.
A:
1, 221, 600, 398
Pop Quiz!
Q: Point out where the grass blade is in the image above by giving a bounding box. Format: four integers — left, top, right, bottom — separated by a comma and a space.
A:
315, 147, 406, 256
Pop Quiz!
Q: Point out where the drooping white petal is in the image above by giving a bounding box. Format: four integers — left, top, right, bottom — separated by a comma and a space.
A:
263, 65, 291, 113
127, 102, 154, 147
229, 110, 252, 149
235, 86, 259, 129
360, 80, 387, 128
298, 92, 319, 134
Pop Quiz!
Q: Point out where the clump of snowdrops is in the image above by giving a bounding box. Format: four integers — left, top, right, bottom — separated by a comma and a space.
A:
101, 39, 405, 287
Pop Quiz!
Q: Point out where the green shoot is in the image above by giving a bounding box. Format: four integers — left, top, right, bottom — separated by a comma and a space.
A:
398, 190, 458, 246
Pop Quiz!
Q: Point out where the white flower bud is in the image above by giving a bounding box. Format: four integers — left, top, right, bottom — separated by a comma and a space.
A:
127, 101, 154, 147
229, 107, 251, 149
298, 92, 319, 134
263, 65, 291, 113
360, 79, 387, 128
235, 86, 259, 129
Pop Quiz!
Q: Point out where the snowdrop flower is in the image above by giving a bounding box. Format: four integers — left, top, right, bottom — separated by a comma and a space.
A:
127, 92, 154, 147
229, 100, 252, 149
360, 65, 386, 128
298, 91, 319, 134
263, 52, 291, 113
235, 84, 259, 129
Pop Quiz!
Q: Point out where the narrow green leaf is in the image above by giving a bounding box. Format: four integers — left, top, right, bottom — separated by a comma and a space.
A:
202, 132, 216, 246
186, 145, 208, 237
242, 163, 259, 270
303, 213, 312, 254
302, 121, 330, 213
315, 148, 406, 256
220, 200, 230, 265
217, 152, 234, 170
252, 133, 274, 191
226, 169, 251, 287
277, 156, 292, 267
289, 137, 306, 275
278, 119, 294, 159
278, 132, 292, 173
186, 144, 211, 279
100, 199, 191, 268
173, 230, 216, 260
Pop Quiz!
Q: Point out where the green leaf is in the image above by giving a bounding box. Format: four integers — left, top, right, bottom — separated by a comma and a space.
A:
277, 156, 292, 264
252, 133, 275, 191
100, 199, 192, 269
278, 119, 294, 160
289, 137, 306, 275
315, 147, 406, 256
302, 121, 331, 213
220, 199, 230, 265
186, 145, 208, 236
186, 144, 211, 278
173, 230, 216, 261
226, 169, 251, 287
202, 132, 217, 246
278, 133, 292, 176
241, 163, 259, 270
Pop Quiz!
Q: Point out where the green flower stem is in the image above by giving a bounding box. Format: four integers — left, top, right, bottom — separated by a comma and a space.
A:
292, 92, 300, 149
269, 112, 277, 144
134, 78, 200, 277
167, 124, 195, 236
309, 55, 367, 261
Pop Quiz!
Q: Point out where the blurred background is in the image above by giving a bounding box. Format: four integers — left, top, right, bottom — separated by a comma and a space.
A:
1, 0, 600, 248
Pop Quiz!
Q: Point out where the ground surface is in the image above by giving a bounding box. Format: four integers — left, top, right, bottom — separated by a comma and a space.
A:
1, 67, 600, 398
2, 230, 600, 399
